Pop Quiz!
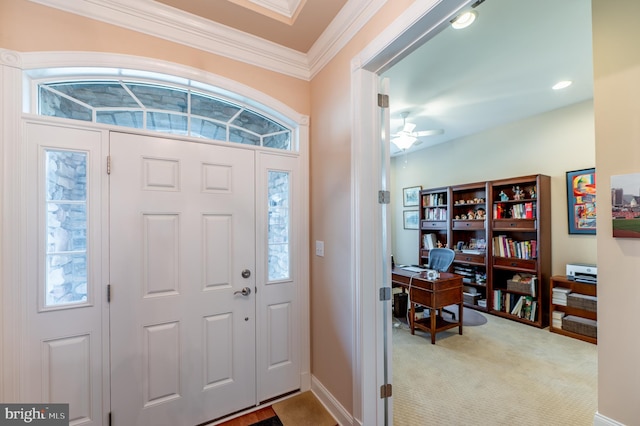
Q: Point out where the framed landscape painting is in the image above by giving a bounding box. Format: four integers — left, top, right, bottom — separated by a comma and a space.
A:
403, 186, 421, 207
403, 210, 419, 230
611, 172, 640, 238
566, 168, 596, 234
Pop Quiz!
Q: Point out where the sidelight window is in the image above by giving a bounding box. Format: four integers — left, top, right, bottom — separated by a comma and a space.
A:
44, 149, 89, 307
267, 171, 290, 281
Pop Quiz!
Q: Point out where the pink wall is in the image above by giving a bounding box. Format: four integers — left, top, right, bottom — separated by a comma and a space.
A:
0, 0, 310, 116
308, 0, 413, 414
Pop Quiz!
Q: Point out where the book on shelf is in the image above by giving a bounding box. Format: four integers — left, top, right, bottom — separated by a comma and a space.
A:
425, 207, 447, 220
492, 235, 537, 259
552, 287, 572, 306
423, 233, 437, 250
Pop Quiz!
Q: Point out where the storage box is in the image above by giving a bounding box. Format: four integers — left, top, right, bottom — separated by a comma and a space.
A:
567, 293, 597, 312
463, 292, 481, 305
562, 315, 597, 338
506, 279, 533, 295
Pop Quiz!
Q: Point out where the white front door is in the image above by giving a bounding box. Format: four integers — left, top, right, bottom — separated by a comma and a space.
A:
109, 132, 256, 425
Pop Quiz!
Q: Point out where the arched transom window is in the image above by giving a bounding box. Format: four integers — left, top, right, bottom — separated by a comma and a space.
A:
36, 79, 293, 151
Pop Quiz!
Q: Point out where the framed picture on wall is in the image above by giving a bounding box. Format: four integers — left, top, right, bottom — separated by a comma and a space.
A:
566, 168, 596, 234
403, 186, 421, 207
403, 210, 419, 230
611, 172, 640, 238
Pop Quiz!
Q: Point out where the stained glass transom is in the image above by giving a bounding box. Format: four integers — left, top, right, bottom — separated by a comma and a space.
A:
38, 80, 292, 150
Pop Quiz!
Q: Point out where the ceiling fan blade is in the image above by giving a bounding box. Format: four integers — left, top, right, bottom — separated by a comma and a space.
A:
403, 122, 416, 133
414, 129, 444, 137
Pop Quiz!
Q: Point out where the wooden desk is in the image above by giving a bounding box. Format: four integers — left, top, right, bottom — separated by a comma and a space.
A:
392, 268, 463, 344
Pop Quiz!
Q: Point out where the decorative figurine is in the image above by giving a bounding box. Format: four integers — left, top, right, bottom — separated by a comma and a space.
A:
499, 191, 509, 201
529, 186, 537, 199
476, 208, 485, 219
467, 210, 475, 219
513, 186, 524, 200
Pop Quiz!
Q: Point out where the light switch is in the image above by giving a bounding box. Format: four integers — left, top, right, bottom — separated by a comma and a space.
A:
315, 240, 325, 257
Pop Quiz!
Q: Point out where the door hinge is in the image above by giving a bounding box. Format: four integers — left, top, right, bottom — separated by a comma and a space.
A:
380, 383, 392, 399
378, 190, 390, 204
377, 93, 389, 108
107, 284, 111, 303
379, 287, 391, 301
107, 156, 111, 175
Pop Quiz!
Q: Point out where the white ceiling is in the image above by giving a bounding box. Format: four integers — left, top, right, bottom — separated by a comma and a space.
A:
382, 0, 594, 155
32, 0, 594, 157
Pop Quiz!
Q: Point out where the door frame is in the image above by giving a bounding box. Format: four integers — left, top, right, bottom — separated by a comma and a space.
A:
349, 1, 473, 423
0, 51, 310, 411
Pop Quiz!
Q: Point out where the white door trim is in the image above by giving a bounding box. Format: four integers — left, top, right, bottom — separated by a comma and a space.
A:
349, 1, 472, 424
0, 49, 309, 409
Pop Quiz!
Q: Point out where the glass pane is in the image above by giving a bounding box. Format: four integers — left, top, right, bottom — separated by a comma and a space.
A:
147, 112, 188, 135
97, 110, 144, 129
46, 150, 87, 201
126, 83, 188, 113
190, 117, 227, 141
39, 87, 92, 122
264, 133, 291, 150
232, 110, 286, 135
268, 171, 290, 281
191, 92, 242, 122
46, 253, 88, 305
46, 82, 139, 108
230, 128, 260, 146
45, 150, 89, 308
47, 203, 87, 252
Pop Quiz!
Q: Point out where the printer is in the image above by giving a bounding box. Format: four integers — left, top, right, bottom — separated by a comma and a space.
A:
566, 263, 597, 284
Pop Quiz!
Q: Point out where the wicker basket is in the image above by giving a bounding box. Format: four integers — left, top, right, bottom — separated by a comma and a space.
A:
567, 293, 597, 312
562, 315, 597, 338
506, 279, 533, 295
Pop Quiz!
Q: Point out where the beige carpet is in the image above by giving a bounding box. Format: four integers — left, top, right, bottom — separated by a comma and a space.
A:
272, 391, 337, 426
393, 310, 597, 425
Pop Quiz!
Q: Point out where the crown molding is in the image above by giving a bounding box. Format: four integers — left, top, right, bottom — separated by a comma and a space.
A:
28, 0, 386, 81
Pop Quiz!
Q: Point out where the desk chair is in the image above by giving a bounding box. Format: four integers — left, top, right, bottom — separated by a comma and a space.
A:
425, 247, 456, 319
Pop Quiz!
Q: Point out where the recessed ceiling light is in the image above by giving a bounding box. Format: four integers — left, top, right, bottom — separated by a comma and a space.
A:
451, 11, 477, 29
552, 80, 573, 90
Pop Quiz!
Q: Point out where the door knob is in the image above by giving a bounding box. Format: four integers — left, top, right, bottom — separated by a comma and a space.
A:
234, 287, 251, 296
241, 269, 251, 278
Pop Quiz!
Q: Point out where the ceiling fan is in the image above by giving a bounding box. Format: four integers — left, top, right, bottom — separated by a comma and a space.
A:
391, 111, 444, 151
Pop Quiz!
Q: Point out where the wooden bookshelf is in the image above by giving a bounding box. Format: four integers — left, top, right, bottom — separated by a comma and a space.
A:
549, 275, 597, 344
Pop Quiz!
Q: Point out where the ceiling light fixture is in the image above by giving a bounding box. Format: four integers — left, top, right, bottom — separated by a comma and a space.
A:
392, 133, 419, 151
552, 80, 573, 90
451, 10, 477, 29
392, 112, 419, 151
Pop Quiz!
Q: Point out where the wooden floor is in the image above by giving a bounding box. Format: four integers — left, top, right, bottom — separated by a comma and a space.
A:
216, 406, 277, 426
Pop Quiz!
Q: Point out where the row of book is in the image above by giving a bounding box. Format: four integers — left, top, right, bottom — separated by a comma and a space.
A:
424, 207, 447, 220
492, 235, 537, 259
493, 290, 537, 321
423, 194, 445, 207
493, 202, 536, 219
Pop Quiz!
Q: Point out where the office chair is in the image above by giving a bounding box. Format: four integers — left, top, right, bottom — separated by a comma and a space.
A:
426, 247, 457, 319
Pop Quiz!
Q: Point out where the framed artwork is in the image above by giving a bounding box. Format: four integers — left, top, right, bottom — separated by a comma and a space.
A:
403, 186, 421, 207
566, 168, 596, 234
403, 210, 419, 230
611, 172, 640, 238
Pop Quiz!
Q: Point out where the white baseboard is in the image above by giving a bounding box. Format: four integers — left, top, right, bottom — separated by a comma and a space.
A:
311, 375, 354, 426
594, 412, 626, 426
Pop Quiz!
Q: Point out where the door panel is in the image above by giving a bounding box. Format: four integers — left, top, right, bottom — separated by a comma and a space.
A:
109, 132, 255, 425
24, 123, 107, 426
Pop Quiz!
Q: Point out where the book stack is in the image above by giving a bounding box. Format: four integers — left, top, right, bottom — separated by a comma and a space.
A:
422, 233, 437, 250
552, 287, 572, 306
552, 310, 565, 329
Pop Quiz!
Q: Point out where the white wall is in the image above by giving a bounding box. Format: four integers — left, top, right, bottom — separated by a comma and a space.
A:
391, 100, 597, 275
